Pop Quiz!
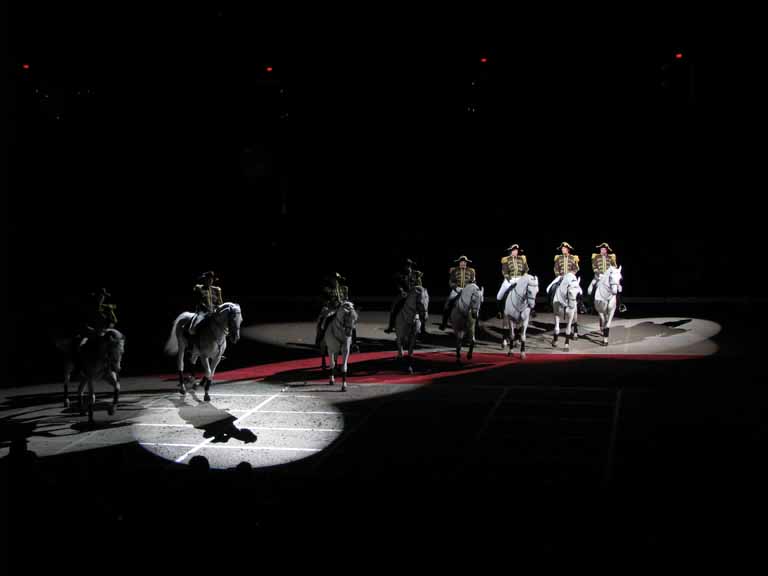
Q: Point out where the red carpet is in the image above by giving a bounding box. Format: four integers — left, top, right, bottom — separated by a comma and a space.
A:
162, 350, 700, 385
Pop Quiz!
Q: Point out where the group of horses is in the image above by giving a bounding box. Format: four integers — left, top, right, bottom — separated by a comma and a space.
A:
58, 267, 622, 423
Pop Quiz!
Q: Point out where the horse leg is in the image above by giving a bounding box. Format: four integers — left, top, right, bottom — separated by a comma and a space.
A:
455, 333, 462, 365
202, 358, 212, 402
77, 376, 87, 416
341, 339, 350, 391
467, 324, 474, 361
328, 351, 336, 386
564, 314, 572, 351
520, 320, 527, 360
507, 321, 515, 356
573, 311, 579, 340
64, 364, 72, 408
108, 371, 120, 416
552, 313, 560, 347
177, 340, 187, 395
87, 377, 95, 425
406, 332, 415, 374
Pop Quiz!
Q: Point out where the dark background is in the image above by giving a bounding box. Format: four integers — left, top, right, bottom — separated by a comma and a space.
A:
8, 3, 765, 384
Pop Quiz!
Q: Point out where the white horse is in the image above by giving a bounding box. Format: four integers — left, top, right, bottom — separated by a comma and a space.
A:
503, 274, 539, 359
164, 302, 242, 401
450, 283, 484, 364
320, 301, 358, 391
592, 265, 623, 346
394, 286, 429, 373
551, 273, 581, 351
60, 328, 125, 424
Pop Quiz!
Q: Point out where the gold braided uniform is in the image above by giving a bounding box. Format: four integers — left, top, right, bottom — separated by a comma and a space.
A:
501, 255, 528, 280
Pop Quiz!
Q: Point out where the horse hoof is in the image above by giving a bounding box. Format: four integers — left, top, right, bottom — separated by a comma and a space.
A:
408, 366, 414, 374
64, 399, 70, 408
521, 352, 527, 360
341, 382, 347, 392
203, 393, 210, 402
573, 334, 579, 340
551, 340, 557, 347
108, 406, 115, 416
502, 339, 508, 349
467, 353, 473, 361
507, 350, 512, 357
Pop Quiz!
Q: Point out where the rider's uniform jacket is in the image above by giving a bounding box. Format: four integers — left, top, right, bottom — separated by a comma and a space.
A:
502, 255, 528, 280
554, 254, 580, 276
591, 253, 617, 276
449, 267, 476, 290
322, 281, 348, 308
195, 284, 223, 313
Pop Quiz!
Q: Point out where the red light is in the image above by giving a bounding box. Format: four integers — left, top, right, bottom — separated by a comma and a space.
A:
266, 66, 273, 72
22, 63, 30, 70
480, 57, 488, 63
675, 53, 683, 60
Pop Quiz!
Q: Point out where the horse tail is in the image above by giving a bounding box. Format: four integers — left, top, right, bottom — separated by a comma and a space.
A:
164, 313, 186, 356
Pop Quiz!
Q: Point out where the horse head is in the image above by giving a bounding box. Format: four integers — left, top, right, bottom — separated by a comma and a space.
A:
412, 286, 429, 319
217, 303, 242, 343
102, 328, 125, 373
470, 285, 484, 317
338, 301, 358, 336
526, 275, 539, 308
560, 274, 581, 309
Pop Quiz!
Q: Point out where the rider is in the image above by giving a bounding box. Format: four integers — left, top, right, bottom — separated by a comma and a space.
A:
316, 272, 358, 351
588, 243, 626, 313
546, 242, 585, 314
76, 288, 117, 348
439, 255, 476, 331
189, 271, 223, 335
496, 244, 529, 319
384, 258, 425, 335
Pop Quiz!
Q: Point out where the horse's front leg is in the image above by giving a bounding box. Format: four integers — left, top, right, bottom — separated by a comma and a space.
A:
64, 363, 73, 408
320, 341, 328, 371
328, 351, 336, 387
604, 300, 616, 346
507, 321, 515, 356
202, 357, 213, 402
467, 321, 475, 361
107, 371, 120, 416
520, 318, 528, 360
177, 340, 187, 395
406, 330, 416, 374
552, 312, 560, 347
455, 333, 462, 365
341, 338, 351, 391
572, 308, 579, 340
565, 311, 573, 351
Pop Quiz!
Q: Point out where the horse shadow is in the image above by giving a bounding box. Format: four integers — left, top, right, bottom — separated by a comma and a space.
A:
530, 318, 694, 347
168, 396, 258, 444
